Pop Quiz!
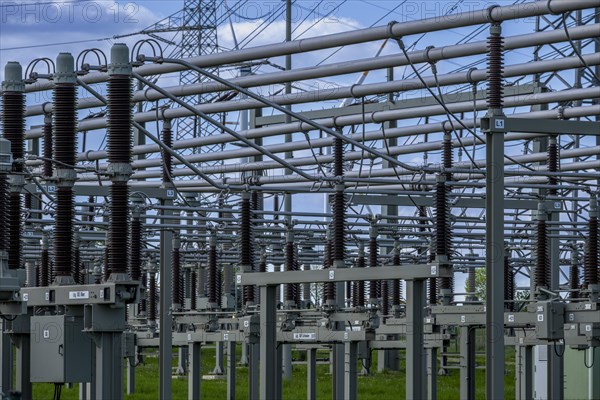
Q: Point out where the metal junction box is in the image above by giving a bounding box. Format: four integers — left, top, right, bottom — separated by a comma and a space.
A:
30, 315, 93, 383
535, 301, 565, 341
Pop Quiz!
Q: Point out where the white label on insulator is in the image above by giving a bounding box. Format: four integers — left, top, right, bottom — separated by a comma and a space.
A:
585, 304, 592, 310
223, 333, 229, 341
187, 334, 191, 341
293, 333, 316, 340
586, 325, 592, 332
22, 293, 28, 301
537, 314, 544, 322
569, 314, 575, 322
243, 320, 249, 328
43, 330, 50, 339
69, 291, 89, 300
508, 315, 515, 323
430, 265, 437, 275
45, 292, 49, 301
537, 306, 543, 312
236, 275, 242, 284
328, 270, 335, 280
495, 119, 505, 129
461, 315, 466, 323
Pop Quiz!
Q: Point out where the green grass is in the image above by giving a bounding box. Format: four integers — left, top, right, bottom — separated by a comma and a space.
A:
32, 342, 516, 399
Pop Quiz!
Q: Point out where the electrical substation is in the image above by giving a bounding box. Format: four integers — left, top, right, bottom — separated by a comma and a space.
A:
0, 0, 599, 399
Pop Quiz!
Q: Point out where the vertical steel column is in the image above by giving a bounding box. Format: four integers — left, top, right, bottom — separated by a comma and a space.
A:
0, 326, 12, 393
14, 335, 31, 400
127, 350, 135, 395
459, 326, 476, 400
276, 341, 283, 399
406, 279, 426, 400
515, 345, 533, 400
307, 348, 317, 400
344, 341, 358, 400
94, 332, 123, 399
213, 343, 224, 374
426, 347, 437, 400
159, 200, 174, 400
248, 341, 260, 399
485, 22, 505, 400
226, 340, 236, 400
259, 285, 277, 399
188, 341, 201, 400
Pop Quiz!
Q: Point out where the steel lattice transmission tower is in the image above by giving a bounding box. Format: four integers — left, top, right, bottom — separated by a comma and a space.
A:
178, 0, 223, 155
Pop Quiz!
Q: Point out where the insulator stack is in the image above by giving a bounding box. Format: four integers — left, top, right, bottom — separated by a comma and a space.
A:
535, 215, 550, 291
391, 244, 401, 306
130, 216, 141, 281
486, 23, 504, 111
207, 235, 219, 306
190, 270, 197, 310
139, 272, 147, 314
109, 181, 129, 275
0, 175, 7, 252
88, 196, 95, 223
107, 44, 132, 277
1, 94, 25, 173
570, 246, 580, 299
369, 228, 379, 300
240, 193, 255, 304
438, 133, 453, 297
504, 251, 514, 311
73, 243, 81, 284
584, 211, 598, 287
381, 280, 389, 319
53, 186, 74, 279
43, 114, 53, 178
148, 271, 157, 322
40, 236, 50, 287
104, 246, 110, 282
355, 244, 365, 307
285, 238, 297, 304
52, 53, 78, 283
161, 120, 173, 183
259, 251, 267, 273
467, 267, 476, 301
324, 239, 335, 302
547, 137, 558, 196
172, 240, 182, 309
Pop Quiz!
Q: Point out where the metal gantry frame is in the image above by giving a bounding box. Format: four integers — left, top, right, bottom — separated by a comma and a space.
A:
0, 1, 600, 400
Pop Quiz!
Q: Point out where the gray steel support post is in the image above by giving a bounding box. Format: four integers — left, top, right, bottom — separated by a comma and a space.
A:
276, 341, 283, 399
484, 22, 506, 397
307, 348, 317, 400
259, 285, 277, 400
188, 342, 201, 400
426, 347, 437, 400
159, 200, 174, 400
282, 344, 293, 380
459, 327, 476, 400
344, 341, 358, 400
177, 346, 189, 375
515, 345, 533, 400
406, 279, 426, 400
127, 351, 135, 395
212, 342, 224, 374
14, 335, 31, 400
249, 342, 260, 399
548, 209, 563, 399
240, 343, 249, 365
226, 341, 236, 400
94, 332, 123, 400
0, 329, 12, 393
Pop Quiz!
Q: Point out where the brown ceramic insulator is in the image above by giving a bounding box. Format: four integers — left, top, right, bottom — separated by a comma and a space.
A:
161, 124, 173, 183
2, 92, 25, 172
369, 237, 379, 300
148, 272, 157, 322
107, 76, 132, 164
40, 248, 50, 287
130, 217, 141, 281
0, 175, 7, 252
486, 25, 504, 110
585, 217, 598, 286
109, 181, 129, 275
356, 253, 365, 307
53, 186, 73, 277
43, 117, 53, 178
391, 250, 401, 306
53, 84, 77, 167
535, 219, 550, 290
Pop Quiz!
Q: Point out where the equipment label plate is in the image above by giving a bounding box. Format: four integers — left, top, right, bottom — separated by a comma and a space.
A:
69, 291, 90, 299
293, 333, 316, 340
